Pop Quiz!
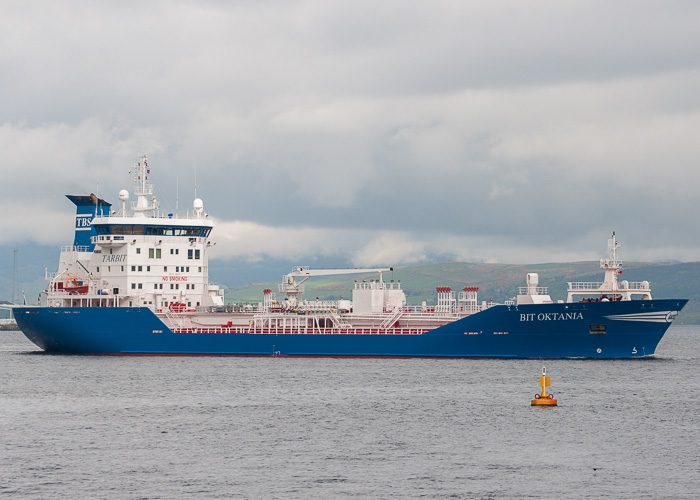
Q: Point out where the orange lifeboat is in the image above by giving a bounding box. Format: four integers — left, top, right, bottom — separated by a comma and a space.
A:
64, 275, 89, 294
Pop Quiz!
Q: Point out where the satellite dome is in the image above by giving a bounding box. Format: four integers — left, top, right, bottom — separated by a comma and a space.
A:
118, 189, 129, 201
193, 198, 204, 211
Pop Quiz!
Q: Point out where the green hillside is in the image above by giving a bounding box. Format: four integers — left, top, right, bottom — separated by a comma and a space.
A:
225, 261, 700, 324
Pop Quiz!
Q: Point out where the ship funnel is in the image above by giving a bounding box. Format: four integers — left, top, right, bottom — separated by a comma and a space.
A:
66, 194, 112, 251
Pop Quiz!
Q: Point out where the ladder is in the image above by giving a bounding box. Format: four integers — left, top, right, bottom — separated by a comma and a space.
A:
380, 307, 403, 329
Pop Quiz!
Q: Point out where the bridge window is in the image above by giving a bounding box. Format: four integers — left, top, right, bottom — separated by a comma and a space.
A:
110, 225, 211, 237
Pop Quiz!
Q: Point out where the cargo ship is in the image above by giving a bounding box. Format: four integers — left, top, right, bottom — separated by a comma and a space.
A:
14, 156, 687, 358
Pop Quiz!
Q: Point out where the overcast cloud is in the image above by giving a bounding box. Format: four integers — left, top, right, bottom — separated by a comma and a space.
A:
2, 0, 700, 267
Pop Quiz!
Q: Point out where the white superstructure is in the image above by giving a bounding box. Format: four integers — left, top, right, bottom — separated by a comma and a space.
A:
46, 156, 224, 310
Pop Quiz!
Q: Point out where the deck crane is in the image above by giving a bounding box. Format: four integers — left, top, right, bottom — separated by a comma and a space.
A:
279, 266, 393, 306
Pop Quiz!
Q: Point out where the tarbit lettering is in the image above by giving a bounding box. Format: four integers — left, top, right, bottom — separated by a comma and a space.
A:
101, 255, 126, 263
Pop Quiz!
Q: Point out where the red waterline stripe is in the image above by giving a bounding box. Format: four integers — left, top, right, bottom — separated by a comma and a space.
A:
83, 352, 511, 359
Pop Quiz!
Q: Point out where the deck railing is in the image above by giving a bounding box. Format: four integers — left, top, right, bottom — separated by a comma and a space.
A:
568, 281, 650, 291
60, 245, 91, 253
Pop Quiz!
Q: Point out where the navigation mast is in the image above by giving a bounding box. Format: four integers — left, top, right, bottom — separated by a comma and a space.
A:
131, 155, 158, 217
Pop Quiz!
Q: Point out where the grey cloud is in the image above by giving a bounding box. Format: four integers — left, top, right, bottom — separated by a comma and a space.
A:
1, 1, 699, 265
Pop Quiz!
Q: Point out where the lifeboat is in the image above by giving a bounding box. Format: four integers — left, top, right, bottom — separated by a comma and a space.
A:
64, 276, 89, 295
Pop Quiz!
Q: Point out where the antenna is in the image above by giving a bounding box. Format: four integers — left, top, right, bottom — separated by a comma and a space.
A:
176, 174, 179, 216
194, 165, 197, 200
12, 248, 18, 304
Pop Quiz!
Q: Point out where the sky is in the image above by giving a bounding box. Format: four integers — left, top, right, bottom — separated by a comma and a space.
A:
2, 0, 700, 271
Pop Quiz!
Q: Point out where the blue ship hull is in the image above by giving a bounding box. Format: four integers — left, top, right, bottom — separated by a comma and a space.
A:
14, 299, 687, 358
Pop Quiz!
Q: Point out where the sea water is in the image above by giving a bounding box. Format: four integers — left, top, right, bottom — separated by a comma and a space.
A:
1, 327, 698, 499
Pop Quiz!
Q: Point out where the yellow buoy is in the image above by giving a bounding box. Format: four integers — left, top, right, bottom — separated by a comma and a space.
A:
531, 366, 557, 406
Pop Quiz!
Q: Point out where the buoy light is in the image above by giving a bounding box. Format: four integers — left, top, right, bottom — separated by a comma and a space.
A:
531, 365, 557, 406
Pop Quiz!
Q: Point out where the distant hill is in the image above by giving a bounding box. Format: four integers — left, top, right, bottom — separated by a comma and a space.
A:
225, 261, 700, 324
